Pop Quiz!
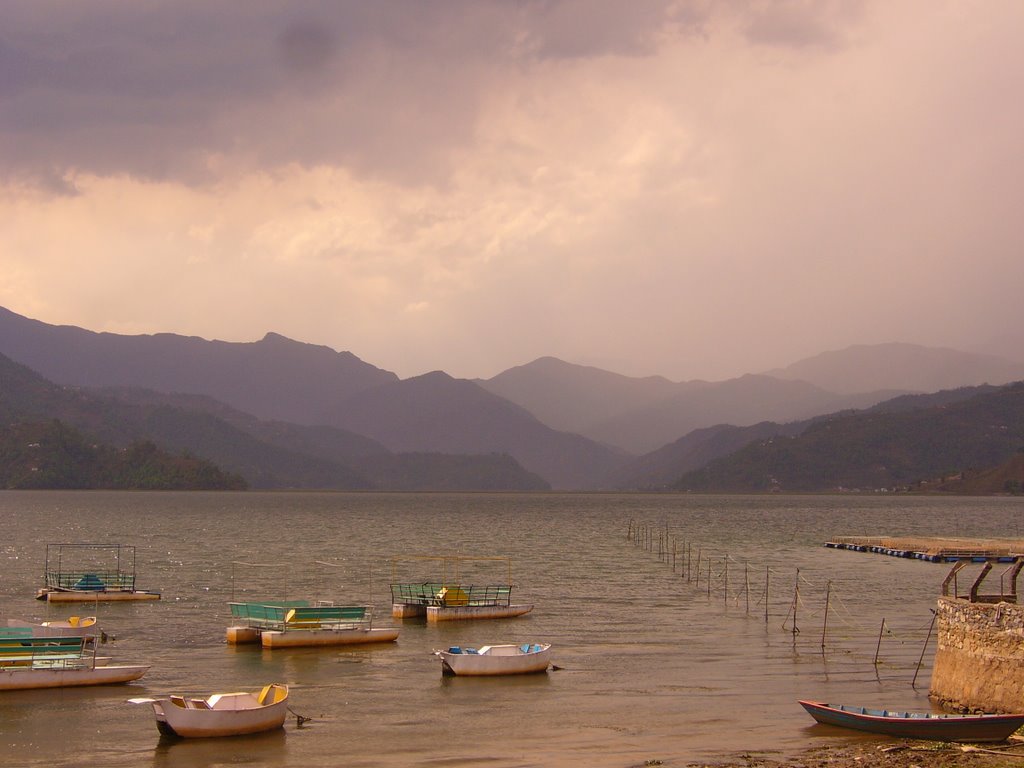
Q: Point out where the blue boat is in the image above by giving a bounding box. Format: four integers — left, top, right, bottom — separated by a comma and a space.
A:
799, 700, 1024, 742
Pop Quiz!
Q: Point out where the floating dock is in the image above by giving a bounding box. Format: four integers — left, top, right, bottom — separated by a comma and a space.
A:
825, 536, 1024, 563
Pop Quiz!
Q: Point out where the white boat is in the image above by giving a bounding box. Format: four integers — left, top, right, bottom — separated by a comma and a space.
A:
0, 662, 148, 690
434, 643, 551, 676
133, 683, 290, 738
0, 634, 148, 691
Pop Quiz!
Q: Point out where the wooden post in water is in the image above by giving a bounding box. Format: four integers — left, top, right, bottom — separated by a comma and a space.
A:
744, 563, 750, 613
764, 566, 770, 623
706, 558, 712, 599
912, 611, 937, 689
821, 580, 832, 651
695, 549, 702, 588
724, 558, 729, 605
791, 568, 800, 636
873, 618, 886, 665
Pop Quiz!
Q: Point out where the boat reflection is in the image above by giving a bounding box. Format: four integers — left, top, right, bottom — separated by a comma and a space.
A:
151, 727, 287, 768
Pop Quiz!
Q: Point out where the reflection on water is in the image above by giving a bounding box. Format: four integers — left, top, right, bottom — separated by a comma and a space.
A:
1, 491, 1022, 767
152, 728, 288, 768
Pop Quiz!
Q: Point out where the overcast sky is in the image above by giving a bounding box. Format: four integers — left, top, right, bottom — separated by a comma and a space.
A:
2, 1, 1022, 382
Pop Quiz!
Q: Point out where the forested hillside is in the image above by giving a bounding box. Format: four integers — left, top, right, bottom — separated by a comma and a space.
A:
0, 420, 247, 490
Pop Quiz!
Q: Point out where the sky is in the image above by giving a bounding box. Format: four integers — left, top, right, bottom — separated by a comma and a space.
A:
3, 1, 1023, 383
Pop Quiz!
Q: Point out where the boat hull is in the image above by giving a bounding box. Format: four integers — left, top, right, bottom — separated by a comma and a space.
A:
151, 687, 288, 738
0, 664, 149, 691
437, 644, 550, 676
799, 700, 1024, 742
258, 626, 399, 648
38, 589, 160, 603
426, 604, 533, 622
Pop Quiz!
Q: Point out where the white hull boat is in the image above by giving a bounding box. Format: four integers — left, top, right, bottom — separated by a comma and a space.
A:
135, 683, 290, 738
0, 663, 149, 691
0, 632, 147, 691
435, 643, 551, 676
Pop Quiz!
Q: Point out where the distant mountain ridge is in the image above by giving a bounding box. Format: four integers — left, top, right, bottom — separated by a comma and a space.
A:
0, 307, 397, 426
764, 342, 1024, 395
673, 383, 1024, 493
0, 308, 629, 489
0, 352, 548, 491
4, 304, 1024, 492
480, 357, 907, 453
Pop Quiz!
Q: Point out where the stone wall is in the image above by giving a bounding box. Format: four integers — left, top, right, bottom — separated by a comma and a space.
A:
930, 596, 1024, 712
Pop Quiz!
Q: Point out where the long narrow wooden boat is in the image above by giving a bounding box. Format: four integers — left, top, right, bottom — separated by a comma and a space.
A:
435, 643, 551, 676
132, 684, 289, 738
798, 700, 1024, 742
0, 634, 148, 691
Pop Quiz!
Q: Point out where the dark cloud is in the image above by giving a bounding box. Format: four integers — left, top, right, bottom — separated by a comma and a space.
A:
0, 0, 689, 189
739, 0, 863, 51
278, 21, 338, 74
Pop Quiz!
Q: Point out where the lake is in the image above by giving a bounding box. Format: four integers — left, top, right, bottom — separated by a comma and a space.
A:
2, 491, 1022, 767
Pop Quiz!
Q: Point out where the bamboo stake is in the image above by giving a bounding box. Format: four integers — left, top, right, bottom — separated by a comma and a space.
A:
745, 563, 750, 614
912, 610, 938, 689
874, 618, 886, 666
791, 568, 800, 636
821, 580, 832, 651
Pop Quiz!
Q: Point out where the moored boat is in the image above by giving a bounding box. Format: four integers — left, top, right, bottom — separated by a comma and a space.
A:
0, 633, 148, 691
390, 556, 533, 621
226, 601, 399, 648
132, 684, 290, 738
434, 642, 551, 676
798, 700, 1024, 742
36, 543, 160, 602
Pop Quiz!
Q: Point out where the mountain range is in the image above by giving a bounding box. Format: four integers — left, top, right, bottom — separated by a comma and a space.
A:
1, 305, 1023, 492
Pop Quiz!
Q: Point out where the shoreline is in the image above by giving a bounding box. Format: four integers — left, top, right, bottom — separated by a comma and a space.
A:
678, 739, 1024, 768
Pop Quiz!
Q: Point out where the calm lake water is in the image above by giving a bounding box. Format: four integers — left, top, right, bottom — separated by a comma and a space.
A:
2, 491, 1022, 767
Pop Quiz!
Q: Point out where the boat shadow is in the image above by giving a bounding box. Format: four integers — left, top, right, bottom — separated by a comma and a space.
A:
150, 728, 287, 768
439, 671, 552, 689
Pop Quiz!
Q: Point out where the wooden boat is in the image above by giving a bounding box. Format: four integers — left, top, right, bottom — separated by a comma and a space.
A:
132, 684, 289, 738
434, 643, 551, 676
0, 633, 148, 691
36, 543, 160, 602
798, 700, 1024, 742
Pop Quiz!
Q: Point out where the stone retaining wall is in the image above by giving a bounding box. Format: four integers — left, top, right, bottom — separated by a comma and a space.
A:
930, 596, 1024, 712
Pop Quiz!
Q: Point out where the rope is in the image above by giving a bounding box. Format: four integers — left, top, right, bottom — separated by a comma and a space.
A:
287, 706, 313, 726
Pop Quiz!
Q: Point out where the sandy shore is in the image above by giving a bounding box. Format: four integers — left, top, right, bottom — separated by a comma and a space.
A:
671, 739, 1024, 768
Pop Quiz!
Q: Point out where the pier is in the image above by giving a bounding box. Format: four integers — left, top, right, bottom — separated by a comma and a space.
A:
825, 536, 1024, 563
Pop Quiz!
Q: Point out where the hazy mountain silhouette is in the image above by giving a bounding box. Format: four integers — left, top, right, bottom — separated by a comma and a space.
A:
0, 307, 615, 488
764, 342, 1024, 395
5, 305, 1022, 492
479, 356, 680, 434
330, 371, 628, 489
0, 353, 548, 491
0, 306, 396, 426
481, 357, 904, 453
672, 382, 1024, 493
615, 384, 1005, 491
